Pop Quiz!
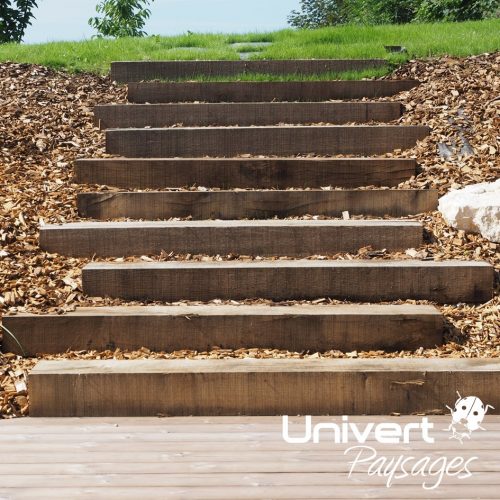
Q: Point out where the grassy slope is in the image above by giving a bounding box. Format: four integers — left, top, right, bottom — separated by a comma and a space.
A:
0, 19, 498, 76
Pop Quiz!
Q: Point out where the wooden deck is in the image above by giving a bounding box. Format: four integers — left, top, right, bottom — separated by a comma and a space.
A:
0, 416, 499, 498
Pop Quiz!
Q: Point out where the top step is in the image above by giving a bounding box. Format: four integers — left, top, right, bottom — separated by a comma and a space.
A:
111, 59, 387, 83
127, 80, 419, 103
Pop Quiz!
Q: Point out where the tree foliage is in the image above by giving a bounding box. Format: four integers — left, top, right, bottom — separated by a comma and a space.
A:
287, 0, 499, 27
0, 0, 38, 43
288, 0, 348, 28
415, 0, 499, 22
89, 0, 154, 38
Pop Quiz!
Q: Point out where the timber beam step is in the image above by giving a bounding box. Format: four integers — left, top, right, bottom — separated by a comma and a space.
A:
81, 260, 494, 303
127, 80, 419, 103
93, 102, 403, 129
73, 157, 417, 189
77, 189, 438, 219
29, 358, 500, 416
111, 59, 387, 83
39, 220, 424, 257
2, 304, 444, 356
105, 125, 431, 157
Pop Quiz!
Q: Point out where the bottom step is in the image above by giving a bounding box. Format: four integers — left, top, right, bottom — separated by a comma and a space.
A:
30, 358, 500, 416
3, 304, 443, 355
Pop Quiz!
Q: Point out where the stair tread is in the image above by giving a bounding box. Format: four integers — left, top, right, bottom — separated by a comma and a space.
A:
127, 80, 419, 103
32, 357, 500, 374
8, 303, 442, 317
84, 259, 491, 269
94, 102, 403, 128
42, 220, 423, 229
4, 304, 443, 356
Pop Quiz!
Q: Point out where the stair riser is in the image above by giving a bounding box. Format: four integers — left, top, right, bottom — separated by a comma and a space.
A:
111, 60, 387, 83
77, 190, 438, 219
4, 308, 443, 355
74, 158, 417, 189
82, 262, 493, 303
105, 126, 431, 157
29, 366, 500, 416
39, 223, 423, 257
127, 80, 419, 103
94, 102, 402, 129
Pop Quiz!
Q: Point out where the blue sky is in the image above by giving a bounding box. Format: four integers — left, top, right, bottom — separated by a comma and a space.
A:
24, 0, 301, 43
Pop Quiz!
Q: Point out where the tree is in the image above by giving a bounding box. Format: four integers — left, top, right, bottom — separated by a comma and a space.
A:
288, 0, 348, 28
0, 0, 38, 43
89, 0, 154, 38
415, 0, 499, 22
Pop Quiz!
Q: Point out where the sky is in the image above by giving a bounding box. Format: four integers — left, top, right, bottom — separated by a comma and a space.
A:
24, 0, 301, 43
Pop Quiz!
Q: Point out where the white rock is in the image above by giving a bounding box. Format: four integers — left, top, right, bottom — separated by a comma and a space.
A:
438, 179, 500, 243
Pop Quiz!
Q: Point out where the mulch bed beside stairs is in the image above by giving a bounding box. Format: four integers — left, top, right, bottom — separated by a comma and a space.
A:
0, 53, 498, 417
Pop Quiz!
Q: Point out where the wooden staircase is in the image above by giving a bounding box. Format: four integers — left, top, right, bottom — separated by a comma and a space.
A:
4, 59, 496, 416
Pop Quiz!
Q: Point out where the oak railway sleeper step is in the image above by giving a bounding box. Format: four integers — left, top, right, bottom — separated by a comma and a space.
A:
111, 59, 387, 83
77, 189, 438, 219
82, 260, 494, 303
73, 157, 417, 190
93, 102, 403, 129
39, 220, 424, 258
105, 125, 431, 157
2, 304, 444, 356
29, 358, 500, 416
127, 80, 419, 103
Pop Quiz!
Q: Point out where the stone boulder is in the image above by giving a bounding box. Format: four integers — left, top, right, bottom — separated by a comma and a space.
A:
438, 179, 500, 243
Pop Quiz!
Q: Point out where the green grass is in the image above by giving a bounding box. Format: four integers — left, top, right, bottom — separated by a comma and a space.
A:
0, 19, 498, 76
160, 68, 391, 82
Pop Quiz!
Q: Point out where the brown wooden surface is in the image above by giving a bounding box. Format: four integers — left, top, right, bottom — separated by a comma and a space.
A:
105, 125, 431, 157
111, 59, 387, 83
39, 220, 423, 257
74, 157, 417, 189
2, 304, 443, 355
77, 189, 438, 219
29, 358, 500, 416
81, 260, 493, 303
1, 416, 500, 498
127, 80, 419, 103
94, 102, 402, 129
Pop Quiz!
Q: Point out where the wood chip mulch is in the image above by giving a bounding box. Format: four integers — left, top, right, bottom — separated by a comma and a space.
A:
0, 54, 499, 417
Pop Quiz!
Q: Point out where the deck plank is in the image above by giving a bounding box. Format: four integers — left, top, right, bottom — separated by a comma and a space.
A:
0, 417, 499, 498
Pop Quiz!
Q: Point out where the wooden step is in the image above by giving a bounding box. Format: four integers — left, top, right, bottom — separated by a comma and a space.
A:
127, 80, 419, 103
105, 125, 430, 157
39, 220, 423, 257
111, 59, 387, 83
74, 157, 417, 189
2, 304, 444, 356
29, 358, 500, 416
77, 189, 438, 219
94, 102, 403, 129
82, 260, 493, 303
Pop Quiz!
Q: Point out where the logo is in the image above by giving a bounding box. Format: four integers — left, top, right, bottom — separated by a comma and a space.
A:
282, 392, 493, 490
446, 392, 494, 443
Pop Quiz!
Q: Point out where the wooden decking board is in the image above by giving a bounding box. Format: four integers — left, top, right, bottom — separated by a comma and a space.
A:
81, 260, 493, 303
105, 125, 431, 157
39, 220, 424, 257
2, 416, 499, 497
73, 157, 417, 189
2, 485, 500, 499
127, 80, 419, 103
111, 59, 387, 83
2, 304, 443, 355
29, 358, 500, 416
77, 189, 438, 219
93, 102, 403, 128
